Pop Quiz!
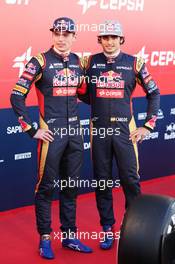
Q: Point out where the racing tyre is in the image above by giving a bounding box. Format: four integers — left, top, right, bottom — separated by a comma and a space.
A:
118, 194, 175, 264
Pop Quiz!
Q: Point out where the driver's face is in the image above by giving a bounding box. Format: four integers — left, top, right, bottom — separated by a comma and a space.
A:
100, 35, 121, 55
52, 31, 76, 53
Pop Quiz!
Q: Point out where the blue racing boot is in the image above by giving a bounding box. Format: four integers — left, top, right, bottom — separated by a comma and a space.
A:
62, 236, 93, 253
100, 225, 114, 250
39, 234, 55, 259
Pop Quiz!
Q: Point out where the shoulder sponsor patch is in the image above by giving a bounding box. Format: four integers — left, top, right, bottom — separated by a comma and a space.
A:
34, 53, 45, 68
135, 56, 145, 72
81, 55, 91, 69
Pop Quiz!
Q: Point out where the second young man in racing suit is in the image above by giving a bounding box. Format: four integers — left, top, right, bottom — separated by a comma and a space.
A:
80, 20, 160, 250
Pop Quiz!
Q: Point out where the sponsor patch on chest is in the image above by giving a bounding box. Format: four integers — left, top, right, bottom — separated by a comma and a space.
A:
53, 87, 77, 96
96, 89, 124, 98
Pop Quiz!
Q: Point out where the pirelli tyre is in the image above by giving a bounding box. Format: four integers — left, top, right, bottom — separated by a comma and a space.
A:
118, 194, 175, 264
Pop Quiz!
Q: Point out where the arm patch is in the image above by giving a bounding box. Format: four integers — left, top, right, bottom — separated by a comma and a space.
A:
135, 56, 145, 73
34, 53, 45, 68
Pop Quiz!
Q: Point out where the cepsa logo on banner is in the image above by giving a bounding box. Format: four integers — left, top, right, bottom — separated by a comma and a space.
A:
137, 46, 175, 67
77, 0, 144, 14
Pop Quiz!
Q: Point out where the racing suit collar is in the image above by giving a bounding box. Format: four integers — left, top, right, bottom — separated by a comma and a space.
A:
53, 46, 70, 57
103, 49, 121, 59
103, 49, 122, 64
52, 46, 70, 62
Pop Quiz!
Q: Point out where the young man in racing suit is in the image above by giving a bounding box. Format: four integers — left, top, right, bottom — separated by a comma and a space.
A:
10, 17, 92, 259
80, 20, 160, 250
